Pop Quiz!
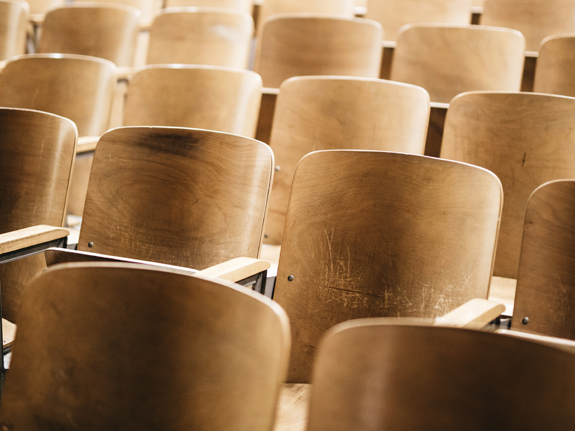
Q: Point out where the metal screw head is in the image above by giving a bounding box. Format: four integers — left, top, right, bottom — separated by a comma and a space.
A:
287, 275, 294, 282
522, 317, 529, 325
274, 165, 281, 172
88, 242, 94, 248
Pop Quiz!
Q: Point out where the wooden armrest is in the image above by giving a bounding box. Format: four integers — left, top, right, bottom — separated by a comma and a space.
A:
470, 6, 483, 14
3, 319, 16, 349
196, 257, 270, 283
77, 136, 100, 153
29, 14, 45, 25
496, 329, 575, 355
0, 226, 70, 255
116, 67, 134, 81
430, 101, 449, 110
525, 51, 539, 59
382, 40, 397, 49
262, 87, 280, 96
0, 60, 6, 73
434, 298, 505, 330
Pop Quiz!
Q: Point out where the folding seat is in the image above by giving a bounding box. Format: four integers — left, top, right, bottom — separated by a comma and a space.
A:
0, 262, 290, 431
533, 35, 575, 97
0, 0, 28, 62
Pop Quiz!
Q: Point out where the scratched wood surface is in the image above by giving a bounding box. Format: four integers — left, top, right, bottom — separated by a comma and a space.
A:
482, 0, 575, 52
365, 0, 472, 42
78, 127, 273, 270
147, 9, 253, 69
0, 0, 27, 61
123, 65, 262, 138
164, 0, 253, 13
441, 92, 575, 279
0, 262, 290, 431
534, 35, 575, 97
307, 320, 575, 430
254, 15, 382, 88
274, 150, 502, 382
264, 76, 430, 245
512, 180, 575, 339
391, 24, 525, 103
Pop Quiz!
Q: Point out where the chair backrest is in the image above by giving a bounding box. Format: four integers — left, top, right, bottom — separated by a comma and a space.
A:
365, 0, 472, 42
163, 0, 252, 13
147, 8, 253, 69
78, 127, 273, 270
307, 320, 575, 430
391, 24, 525, 103
74, 0, 155, 24
482, 0, 575, 52
274, 150, 502, 382
26, 0, 62, 14
264, 76, 430, 245
533, 35, 575, 97
38, 4, 140, 67
0, 262, 290, 431
512, 180, 575, 339
254, 15, 383, 88
123, 65, 262, 138
0, 0, 28, 61
0, 54, 116, 136
441, 92, 575, 279
258, 0, 355, 31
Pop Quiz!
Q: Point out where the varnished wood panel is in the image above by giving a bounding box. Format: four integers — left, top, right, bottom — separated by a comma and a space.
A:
264, 76, 430, 244
124, 65, 262, 138
0, 0, 27, 61
391, 24, 525, 103
534, 35, 575, 97
307, 320, 575, 430
274, 150, 502, 382
0, 262, 290, 431
441, 92, 575, 279
482, 0, 575, 52
164, 0, 253, 13
512, 181, 575, 339
78, 127, 273, 270
254, 15, 382, 88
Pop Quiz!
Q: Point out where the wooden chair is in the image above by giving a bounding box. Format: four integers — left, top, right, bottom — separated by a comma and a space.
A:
264, 76, 430, 245
123, 65, 262, 138
164, 0, 252, 13
482, 0, 575, 52
307, 320, 575, 431
533, 35, 575, 97
365, 0, 472, 42
390, 24, 525, 103
0, 108, 76, 324
0, 0, 28, 62
26, 0, 63, 18
38, 3, 140, 67
0, 262, 290, 431
75, 0, 156, 26
147, 8, 253, 69
254, 15, 382, 88
273, 150, 502, 383
441, 92, 575, 307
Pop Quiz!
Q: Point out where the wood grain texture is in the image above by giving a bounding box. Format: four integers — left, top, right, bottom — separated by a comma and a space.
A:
264, 76, 430, 244
274, 150, 502, 382
124, 65, 262, 138
147, 8, 253, 68
0, 54, 116, 136
482, 0, 575, 52
512, 180, 575, 339
307, 320, 575, 431
38, 4, 140, 67
78, 127, 273, 270
391, 24, 525, 103
0, 226, 69, 254
254, 15, 383, 88
365, 0, 472, 42
441, 92, 575, 279
0, 0, 27, 61
0, 262, 290, 431
164, 0, 253, 13
534, 35, 575, 97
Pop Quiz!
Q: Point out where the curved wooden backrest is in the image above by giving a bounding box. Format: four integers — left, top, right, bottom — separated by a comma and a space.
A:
391, 24, 525, 103
0, 54, 116, 136
482, 0, 575, 52
147, 8, 253, 69
123, 65, 262, 138
258, 0, 355, 31
38, 4, 140, 67
264, 76, 430, 245
0, 0, 28, 61
307, 320, 575, 430
365, 0, 472, 42
0, 262, 290, 431
78, 127, 273, 269
26, 0, 62, 15
254, 15, 383, 88
164, 0, 252, 13
512, 181, 575, 339
274, 150, 502, 382
441, 92, 575, 279
533, 35, 575, 97
75, 0, 155, 23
